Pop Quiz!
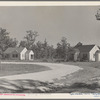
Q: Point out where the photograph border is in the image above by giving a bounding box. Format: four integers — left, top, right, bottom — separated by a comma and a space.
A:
0, 1, 99, 99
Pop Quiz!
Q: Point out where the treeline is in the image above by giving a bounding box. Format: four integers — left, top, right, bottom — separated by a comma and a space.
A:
0, 28, 18, 58
0, 28, 72, 61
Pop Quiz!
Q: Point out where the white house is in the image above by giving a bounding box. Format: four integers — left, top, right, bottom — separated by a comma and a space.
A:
69, 44, 100, 61
75, 45, 99, 61
25, 50, 34, 60
4, 47, 34, 61
20, 47, 27, 60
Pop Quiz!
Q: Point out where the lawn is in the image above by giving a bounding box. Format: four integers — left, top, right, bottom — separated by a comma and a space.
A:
0, 61, 100, 93
65, 61, 100, 68
0, 63, 51, 77
55, 62, 100, 93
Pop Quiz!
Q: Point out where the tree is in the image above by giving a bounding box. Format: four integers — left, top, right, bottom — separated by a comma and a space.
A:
56, 37, 70, 60
19, 30, 39, 49
31, 39, 55, 60
47, 45, 55, 59
56, 43, 62, 59
42, 39, 48, 59
0, 28, 18, 57
61, 37, 70, 59
19, 41, 27, 47
35, 41, 44, 59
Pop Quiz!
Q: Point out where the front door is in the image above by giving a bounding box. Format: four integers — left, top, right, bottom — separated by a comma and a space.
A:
31, 55, 34, 60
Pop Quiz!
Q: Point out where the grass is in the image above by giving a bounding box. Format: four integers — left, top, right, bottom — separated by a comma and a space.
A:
54, 62, 100, 84
0, 61, 100, 93
65, 61, 100, 68
1, 59, 54, 63
54, 61, 100, 93
0, 64, 51, 77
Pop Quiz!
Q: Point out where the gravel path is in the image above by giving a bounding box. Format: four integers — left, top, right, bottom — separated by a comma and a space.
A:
0, 62, 82, 82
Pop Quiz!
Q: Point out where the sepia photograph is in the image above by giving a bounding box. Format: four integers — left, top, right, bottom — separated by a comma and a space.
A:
0, 1, 100, 99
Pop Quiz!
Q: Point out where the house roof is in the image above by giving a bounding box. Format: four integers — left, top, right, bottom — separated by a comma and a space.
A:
96, 50, 100, 53
4, 47, 25, 54
75, 45, 95, 52
68, 48, 80, 53
25, 50, 34, 54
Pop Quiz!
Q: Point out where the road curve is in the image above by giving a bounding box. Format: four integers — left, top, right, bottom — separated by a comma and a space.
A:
0, 62, 83, 82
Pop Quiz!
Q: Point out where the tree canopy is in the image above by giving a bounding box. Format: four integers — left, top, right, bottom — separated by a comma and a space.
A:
56, 37, 70, 60
0, 28, 18, 58
19, 30, 39, 49
0, 27, 76, 61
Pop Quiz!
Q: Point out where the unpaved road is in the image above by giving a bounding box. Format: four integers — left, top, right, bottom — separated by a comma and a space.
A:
0, 62, 82, 82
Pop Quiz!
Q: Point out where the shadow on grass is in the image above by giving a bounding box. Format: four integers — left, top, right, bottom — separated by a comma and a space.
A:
0, 79, 54, 93
70, 82, 100, 90
56, 82, 100, 93
0, 78, 100, 93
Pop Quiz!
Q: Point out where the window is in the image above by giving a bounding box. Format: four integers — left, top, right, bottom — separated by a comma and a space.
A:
12, 54, 18, 58
31, 55, 34, 59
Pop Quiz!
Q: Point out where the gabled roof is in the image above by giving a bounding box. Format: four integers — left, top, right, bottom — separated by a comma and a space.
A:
4, 47, 25, 54
75, 45, 95, 52
25, 50, 34, 54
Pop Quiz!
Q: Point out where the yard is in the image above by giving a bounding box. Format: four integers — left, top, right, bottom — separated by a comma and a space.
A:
0, 61, 100, 93
56, 61, 100, 93
0, 63, 51, 77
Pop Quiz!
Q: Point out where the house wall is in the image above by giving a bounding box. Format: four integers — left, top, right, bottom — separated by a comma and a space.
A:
95, 53, 100, 61
20, 48, 27, 60
79, 52, 89, 61
5, 51, 20, 60
89, 45, 99, 61
74, 52, 80, 61
4, 54, 11, 60
25, 51, 34, 60
25, 53, 29, 60
10, 53, 20, 60
29, 52, 34, 60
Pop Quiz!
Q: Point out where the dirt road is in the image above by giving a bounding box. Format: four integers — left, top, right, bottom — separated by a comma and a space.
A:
0, 62, 82, 82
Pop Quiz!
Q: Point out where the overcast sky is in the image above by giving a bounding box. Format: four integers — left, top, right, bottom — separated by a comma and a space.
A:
0, 6, 100, 47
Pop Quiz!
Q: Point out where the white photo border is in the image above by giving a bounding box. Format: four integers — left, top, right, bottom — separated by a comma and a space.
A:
0, 1, 99, 99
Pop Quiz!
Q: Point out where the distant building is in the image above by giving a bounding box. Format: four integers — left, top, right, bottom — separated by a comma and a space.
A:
4, 47, 34, 60
68, 45, 100, 61
25, 50, 34, 60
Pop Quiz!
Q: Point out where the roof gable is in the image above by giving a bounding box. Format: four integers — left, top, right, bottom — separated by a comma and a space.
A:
25, 50, 34, 54
75, 45, 95, 52
4, 47, 25, 54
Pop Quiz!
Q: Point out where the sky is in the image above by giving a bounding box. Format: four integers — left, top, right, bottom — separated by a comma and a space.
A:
0, 6, 100, 47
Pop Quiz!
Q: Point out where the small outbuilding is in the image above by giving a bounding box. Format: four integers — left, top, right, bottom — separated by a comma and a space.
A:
25, 50, 34, 60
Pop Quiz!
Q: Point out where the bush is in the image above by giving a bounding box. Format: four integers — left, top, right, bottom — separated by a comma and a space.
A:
55, 59, 65, 63
42, 59, 48, 62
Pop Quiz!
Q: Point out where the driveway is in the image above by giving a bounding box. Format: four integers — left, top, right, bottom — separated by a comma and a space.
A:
0, 62, 82, 82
